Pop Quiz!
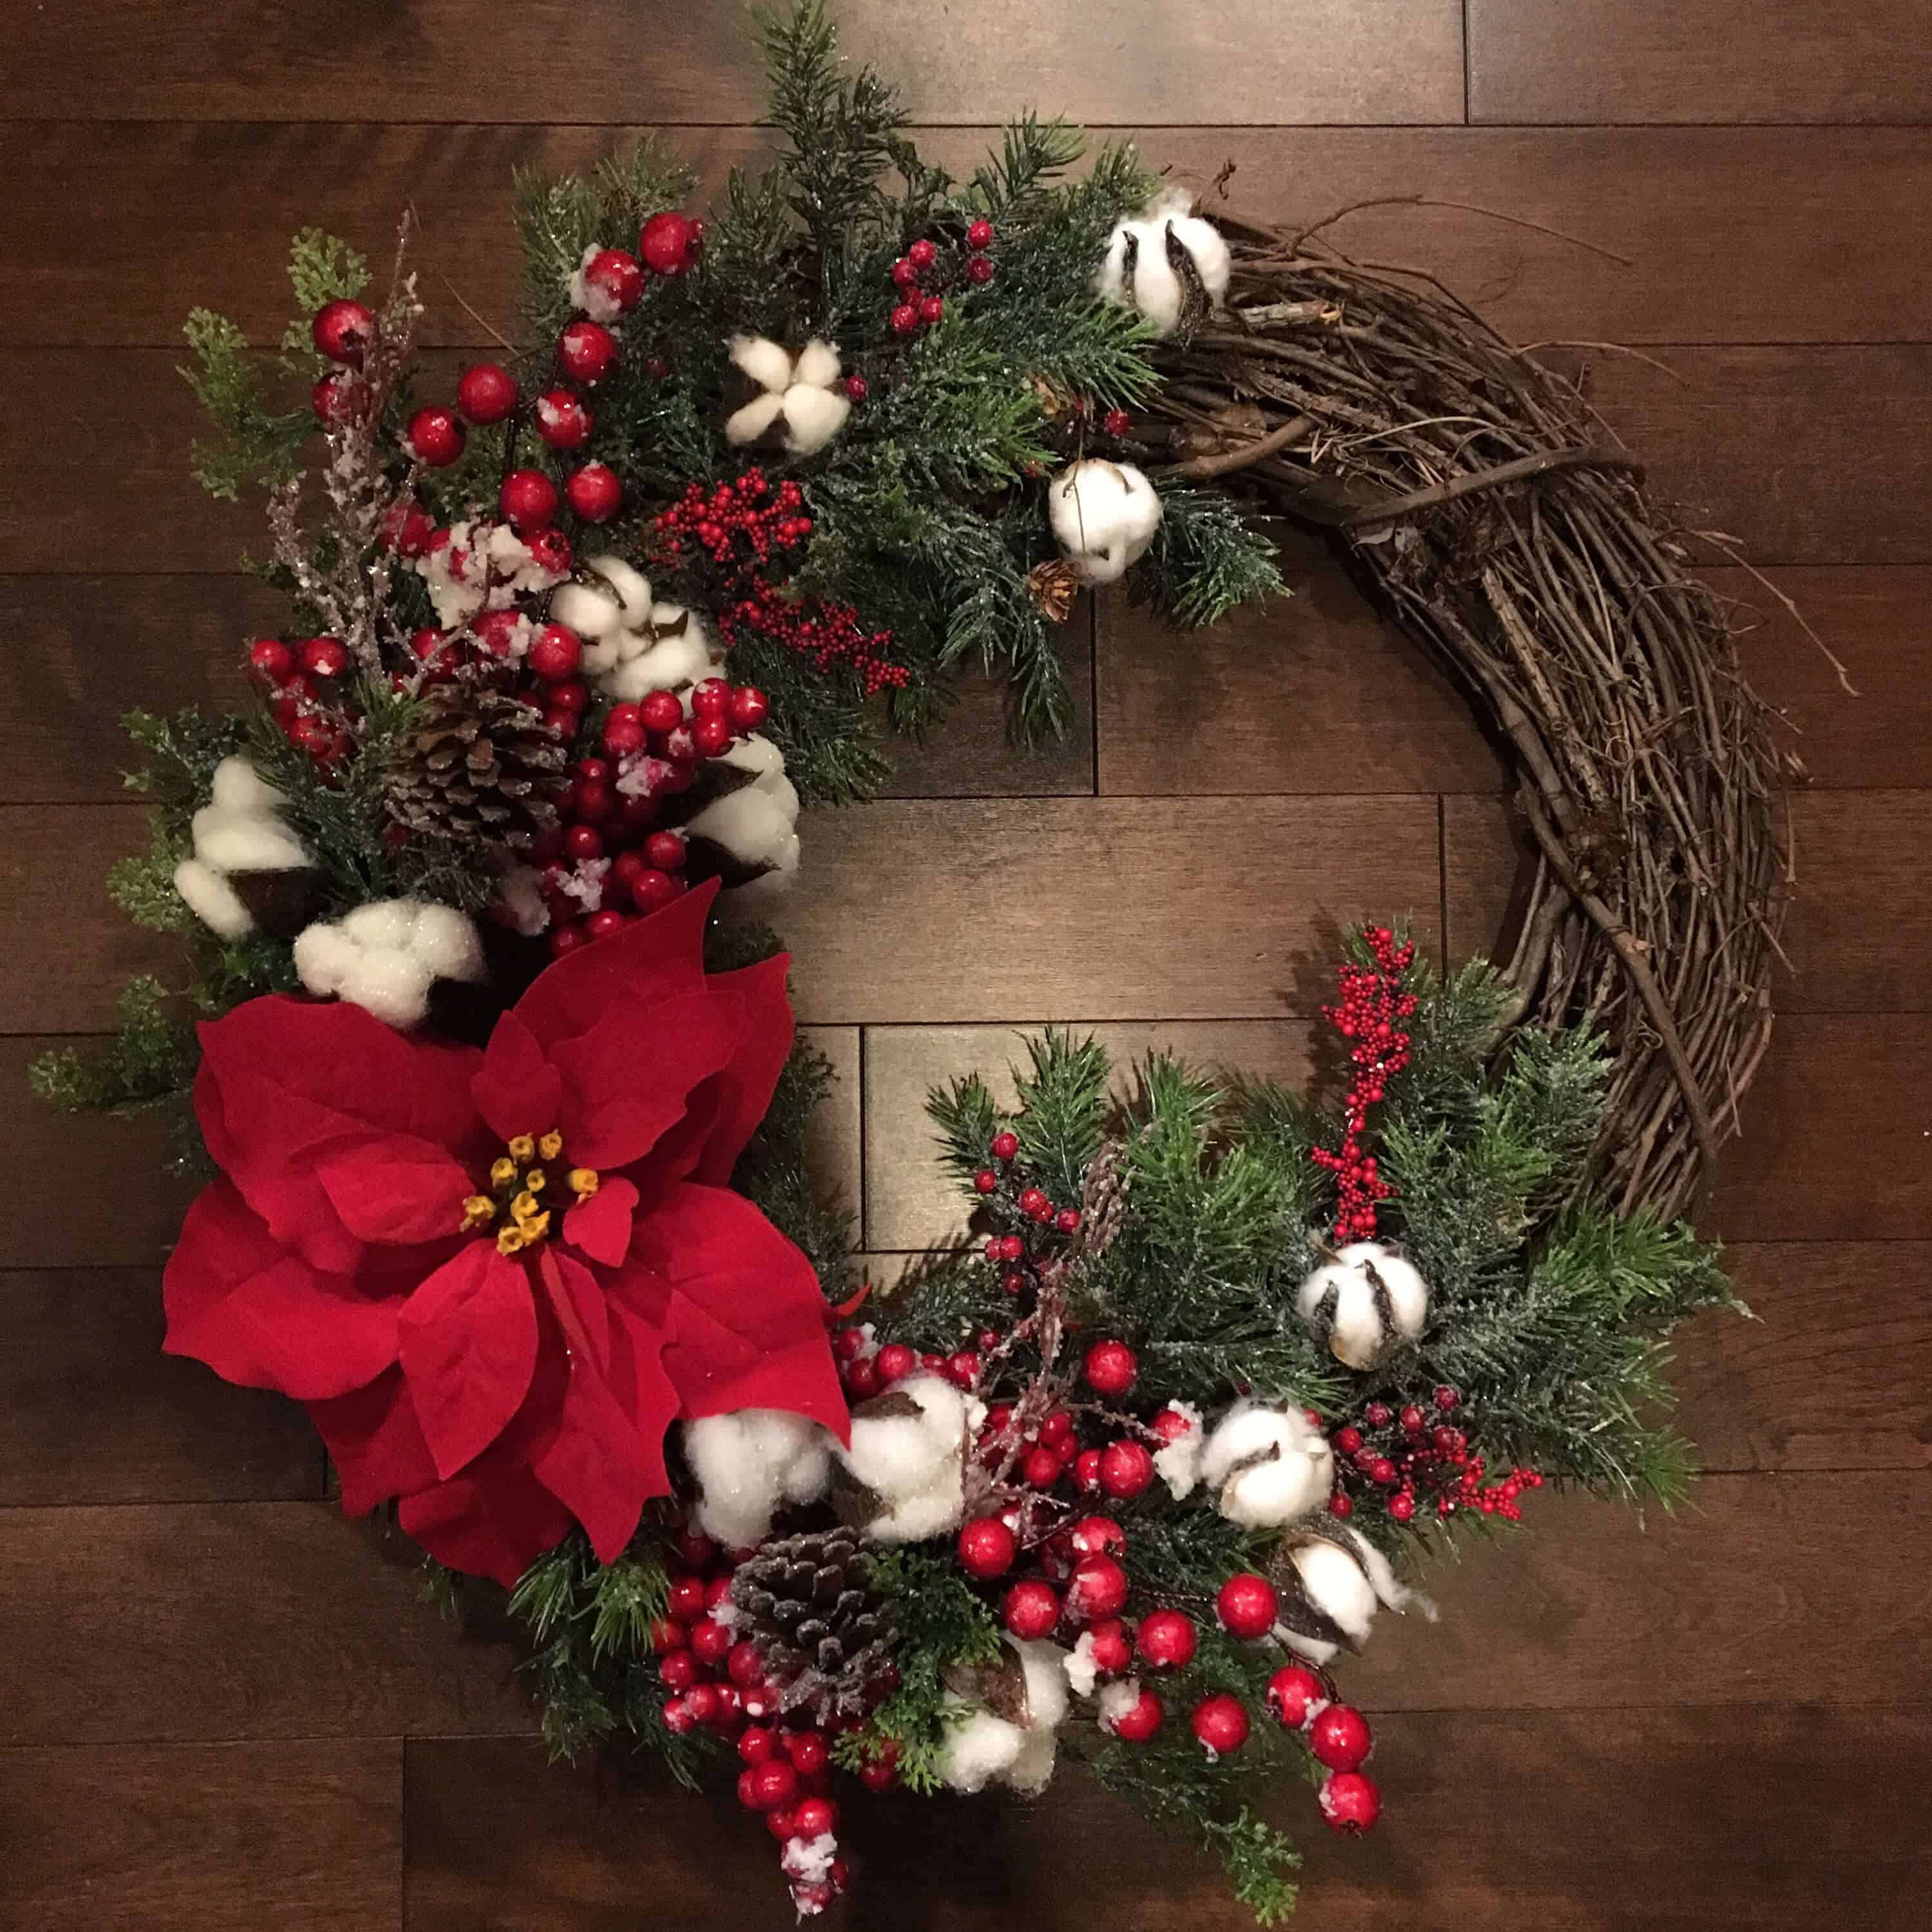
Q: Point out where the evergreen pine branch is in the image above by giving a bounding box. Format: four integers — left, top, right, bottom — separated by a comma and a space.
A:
1133, 488, 1288, 627
732, 1036, 860, 1295
178, 307, 310, 500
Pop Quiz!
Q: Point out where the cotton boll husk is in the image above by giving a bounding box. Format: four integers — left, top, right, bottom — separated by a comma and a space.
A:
173, 858, 254, 939
1288, 1539, 1379, 1647
725, 392, 787, 447
792, 338, 842, 390
683, 1410, 835, 1548
549, 580, 625, 640
410, 904, 485, 983
728, 334, 797, 395
781, 384, 850, 456
340, 900, 419, 951
938, 1702, 1027, 1794
339, 953, 435, 1029
190, 805, 309, 876
209, 757, 286, 815
584, 554, 652, 625
1012, 1639, 1070, 1730
1297, 1241, 1430, 1370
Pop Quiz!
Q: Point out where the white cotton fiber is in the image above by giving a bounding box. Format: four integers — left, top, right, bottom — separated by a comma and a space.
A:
173, 858, 253, 940
684, 1408, 835, 1548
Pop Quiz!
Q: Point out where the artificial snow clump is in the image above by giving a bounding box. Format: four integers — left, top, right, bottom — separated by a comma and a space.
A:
414, 519, 567, 630
1048, 459, 1164, 585
1199, 1401, 1334, 1529
681, 1409, 835, 1549
723, 335, 851, 457
1152, 1399, 1206, 1499
173, 756, 319, 940
833, 1373, 983, 1543
1094, 187, 1232, 336
291, 899, 484, 1030
1298, 1241, 1430, 1370
937, 1637, 1070, 1795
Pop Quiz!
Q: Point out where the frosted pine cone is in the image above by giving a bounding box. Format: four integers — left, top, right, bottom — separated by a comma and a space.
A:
729, 1524, 897, 1724
385, 686, 565, 849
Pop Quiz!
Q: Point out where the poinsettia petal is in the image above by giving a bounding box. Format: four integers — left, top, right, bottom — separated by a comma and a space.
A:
314, 1142, 473, 1248
471, 1010, 565, 1146
527, 1251, 670, 1563
625, 1182, 849, 1442
564, 1175, 638, 1271
512, 878, 719, 1053
397, 1242, 540, 1480
162, 1177, 402, 1399
549, 989, 738, 1171
398, 1464, 574, 1589
685, 951, 795, 1184
307, 1367, 439, 1515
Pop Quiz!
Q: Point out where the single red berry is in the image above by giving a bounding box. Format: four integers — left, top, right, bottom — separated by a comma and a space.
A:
1400, 1405, 1426, 1433
643, 830, 687, 872
907, 238, 937, 270
1264, 1665, 1329, 1729
499, 469, 558, 530
248, 639, 294, 683
1319, 1770, 1381, 1833
726, 1640, 766, 1687
844, 1356, 880, 1399
379, 498, 434, 556
973, 1168, 999, 1195
528, 623, 582, 681
1334, 1426, 1363, 1455
889, 303, 920, 336
1067, 1553, 1130, 1621
1072, 1447, 1103, 1493
558, 319, 620, 386
526, 525, 572, 574
457, 362, 518, 424
945, 1349, 981, 1387
790, 1794, 838, 1840
665, 1574, 706, 1622
690, 677, 731, 716
1083, 1340, 1138, 1398
957, 1516, 1018, 1580
548, 923, 587, 958
1215, 1573, 1280, 1641
890, 257, 920, 290
728, 684, 769, 730
1434, 1385, 1461, 1412
637, 688, 683, 735
535, 388, 592, 449
564, 825, 605, 862
1069, 1515, 1125, 1555
1098, 1440, 1155, 1500
1018, 1186, 1049, 1218
737, 1724, 777, 1765
918, 294, 944, 324
1307, 1703, 1373, 1773
1135, 1609, 1197, 1671
1329, 1491, 1355, 1519
1054, 1207, 1081, 1233
965, 254, 994, 285
1022, 1444, 1065, 1490
691, 714, 733, 757
740, 1759, 800, 1812
1084, 1618, 1133, 1674
990, 1130, 1020, 1161
311, 298, 375, 365
310, 370, 363, 427
764, 1806, 795, 1842
406, 406, 465, 467
580, 247, 643, 313
565, 462, 622, 522
1002, 1580, 1061, 1640
639, 211, 697, 276
1192, 1693, 1250, 1756
875, 1342, 916, 1383
1151, 1405, 1195, 1445
966, 218, 994, 251
1106, 1685, 1164, 1742
661, 1694, 697, 1734
298, 636, 350, 680
842, 374, 868, 402
1000, 1270, 1029, 1297
784, 1731, 829, 1779
858, 1743, 900, 1792
690, 1617, 733, 1666
601, 702, 645, 754
1388, 1490, 1417, 1522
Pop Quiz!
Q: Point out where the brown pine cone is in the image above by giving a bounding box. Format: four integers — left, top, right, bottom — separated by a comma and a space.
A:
729, 1524, 898, 1724
385, 686, 565, 850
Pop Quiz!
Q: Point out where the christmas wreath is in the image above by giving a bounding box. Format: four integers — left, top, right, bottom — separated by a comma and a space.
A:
33, 5, 1786, 1921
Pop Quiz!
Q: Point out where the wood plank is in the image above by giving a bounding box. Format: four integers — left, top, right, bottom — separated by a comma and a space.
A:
1710, 1016, 1932, 1242
1, 1738, 402, 1932
1096, 542, 1500, 796
1715, 567, 1932, 791
797, 1025, 860, 1216
1470, 0, 1932, 124
1444, 790, 1932, 1014
19, 346, 1929, 578
755, 796, 1444, 1028
1, 1036, 196, 1269
17, 124, 1932, 350
0, 1502, 532, 1745
0, 1267, 322, 1506
1676, 1244, 1932, 1473
0, 2, 1465, 125
0, 805, 178, 1031
405, 1707, 1932, 1930
862, 1019, 1317, 1251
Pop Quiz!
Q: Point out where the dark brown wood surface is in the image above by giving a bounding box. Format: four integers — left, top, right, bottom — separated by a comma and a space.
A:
3, 4, 1927, 1927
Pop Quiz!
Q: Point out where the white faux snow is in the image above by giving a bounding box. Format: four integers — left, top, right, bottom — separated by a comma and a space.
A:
566, 243, 623, 325
1153, 1399, 1206, 1499
1095, 1676, 1145, 1736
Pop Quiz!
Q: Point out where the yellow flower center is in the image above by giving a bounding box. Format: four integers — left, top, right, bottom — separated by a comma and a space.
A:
462, 1128, 596, 1255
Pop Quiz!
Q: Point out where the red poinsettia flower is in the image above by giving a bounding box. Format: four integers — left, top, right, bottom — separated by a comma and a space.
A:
163, 880, 848, 1586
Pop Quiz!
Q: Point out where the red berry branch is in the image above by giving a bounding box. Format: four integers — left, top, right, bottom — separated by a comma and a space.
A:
1311, 924, 1418, 1240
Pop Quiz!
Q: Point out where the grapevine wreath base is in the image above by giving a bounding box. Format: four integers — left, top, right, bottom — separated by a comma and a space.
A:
35, 5, 1786, 1921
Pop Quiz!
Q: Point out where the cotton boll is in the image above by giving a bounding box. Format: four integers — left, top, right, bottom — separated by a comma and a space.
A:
609, 625, 713, 697
1047, 459, 1164, 585
728, 334, 798, 395
412, 902, 486, 983
341, 900, 419, 952
294, 899, 485, 1030
189, 804, 310, 876
836, 1374, 976, 1544
209, 756, 287, 815
340, 951, 437, 1029
725, 391, 788, 447
1004, 1724, 1057, 1794
683, 1409, 835, 1548
1199, 1402, 1333, 1529
1012, 1639, 1070, 1732
582, 554, 652, 626
684, 785, 802, 882
792, 338, 842, 390
781, 384, 850, 457
173, 858, 254, 940
1297, 1242, 1430, 1370
938, 1703, 1027, 1794
1094, 190, 1231, 338
549, 580, 625, 640
1285, 1538, 1379, 1650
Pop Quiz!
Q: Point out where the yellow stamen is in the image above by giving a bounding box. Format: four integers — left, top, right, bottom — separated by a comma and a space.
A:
496, 1224, 529, 1256
524, 1168, 546, 1194
507, 1134, 536, 1162
522, 1210, 551, 1243
569, 1167, 601, 1198
461, 1195, 497, 1232
538, 1130, 564, 1160
489, 1156, 518, 1189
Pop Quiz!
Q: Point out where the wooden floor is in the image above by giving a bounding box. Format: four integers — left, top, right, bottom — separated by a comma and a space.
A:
3, 4, 1929, 1926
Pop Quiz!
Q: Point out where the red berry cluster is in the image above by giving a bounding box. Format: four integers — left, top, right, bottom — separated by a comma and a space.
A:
1325, 1384, 1542, 1524
654, 1523, 862, 1916
247, 634, 359, 769
655, 469, 813, 568
1264, 1663, 1383, 1833
1311, 925, 1418, 1240
885, 221, 996, 337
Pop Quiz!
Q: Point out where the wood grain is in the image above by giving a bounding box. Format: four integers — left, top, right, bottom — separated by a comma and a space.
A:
18, 124, 1932, 349
1676, 1244, 1932, 1472
0, 1502, 532, 1745
0, 1268, 322, 1505
1469, 0, 1932, 125
404, 1707, 1932, 1931
752, 797, 1444, 1027
797, 1025, 861, 1214
0, 2, 1466, 126
0, 1739, 402, 1932
861, 1019, 1318, 1250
